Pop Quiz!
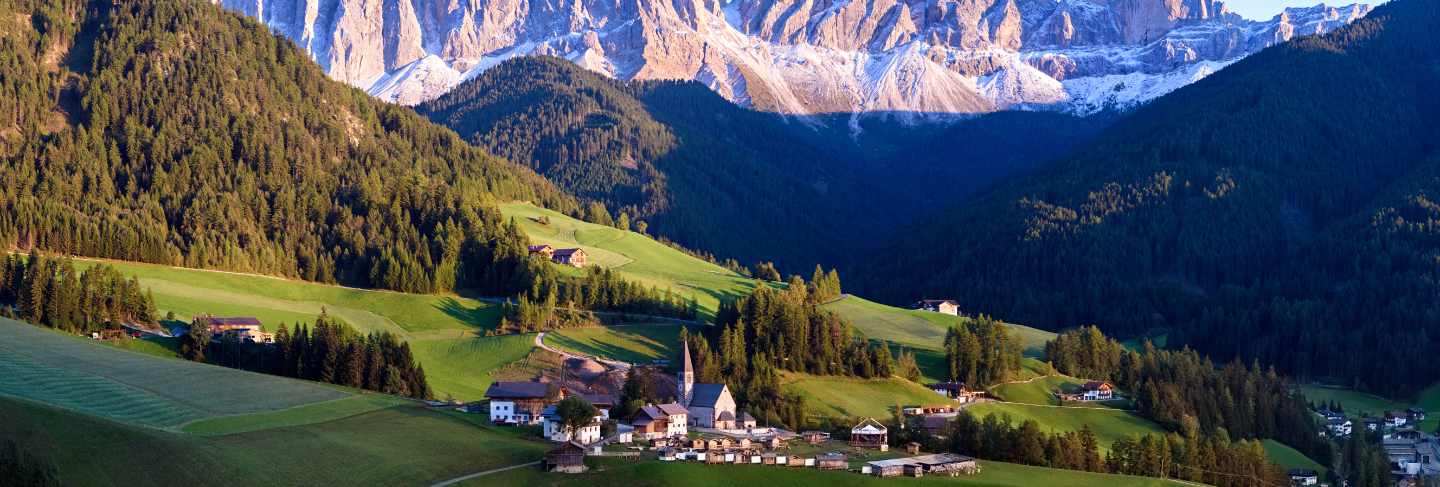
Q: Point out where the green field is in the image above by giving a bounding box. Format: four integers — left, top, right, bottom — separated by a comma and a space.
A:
182, 394, 411, 435
548, 325, 695, 364
100, 336, 181, 360
0, 395, 546, 486
966, 402, 1167, 452
990, 375, 1082, 405
784, 373, 949, 420
408, 333, 538, 401
0, 318, 350, 430
475, 456, 1191, 487
60, 258, 526, 401
83, 258, 503, 337
501, 203, 764, 319
1262, 439, 1327, 477
821, 296, 1055, 358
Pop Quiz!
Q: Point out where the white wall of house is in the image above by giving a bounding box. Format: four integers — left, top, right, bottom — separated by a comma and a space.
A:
668, 414, 688, 437
491, 400, 516, 423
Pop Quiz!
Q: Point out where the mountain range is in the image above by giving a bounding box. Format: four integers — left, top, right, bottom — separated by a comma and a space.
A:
213, 0, 1368, 116
853, 0, 1440, 396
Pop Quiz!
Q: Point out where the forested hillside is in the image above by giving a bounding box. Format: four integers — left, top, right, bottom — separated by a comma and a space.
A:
0, 0, 572, 294
856, 0, 1440, 397
419, 57, 1099, 272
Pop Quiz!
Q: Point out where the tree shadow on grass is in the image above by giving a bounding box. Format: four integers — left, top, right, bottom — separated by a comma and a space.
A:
434, 297, 503, 332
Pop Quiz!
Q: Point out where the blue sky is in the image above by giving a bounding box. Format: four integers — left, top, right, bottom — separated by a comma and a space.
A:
1224, 0, 1385, 19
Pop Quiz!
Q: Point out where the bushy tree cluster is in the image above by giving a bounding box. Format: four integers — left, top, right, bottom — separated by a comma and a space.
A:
710, 284, 893, 379
1045, 327, 1331, 467
941, 316, 1022, 387
199, 313, 431, 399
943, 412, 1288, 487
0, 251, 154, 332
943, 413, 1104, 473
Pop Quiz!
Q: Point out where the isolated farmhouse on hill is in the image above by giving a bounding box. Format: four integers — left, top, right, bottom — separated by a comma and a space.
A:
193, 316, 273, 344
552, 248, 588, 267
528, 245, 588, 267
912, 299, 960, 316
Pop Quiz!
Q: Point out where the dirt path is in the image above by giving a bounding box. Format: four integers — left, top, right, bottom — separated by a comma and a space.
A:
428, 461, 541, 487
534, 331, 632, 371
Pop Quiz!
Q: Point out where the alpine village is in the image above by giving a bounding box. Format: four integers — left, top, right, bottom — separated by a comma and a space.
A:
1, 0, 1438, 486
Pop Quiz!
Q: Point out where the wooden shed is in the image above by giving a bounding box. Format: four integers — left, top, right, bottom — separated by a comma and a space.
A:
545, 441, 588, 474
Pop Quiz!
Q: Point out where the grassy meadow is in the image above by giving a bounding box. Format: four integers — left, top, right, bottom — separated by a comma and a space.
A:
1262, 440, 1327, 477
475, 456, 1193, 487
59, 257, 526, 401
0, 318, 349, 430
821, 295, 1055, 358
501, 203, 765, 319
1301, 383, 1440, 433
783, 372, 949, 420
0, 395, 546, 486
965, 402, 1167, 452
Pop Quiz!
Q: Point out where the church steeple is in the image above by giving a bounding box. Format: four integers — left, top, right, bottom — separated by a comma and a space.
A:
678, 338, 694, 406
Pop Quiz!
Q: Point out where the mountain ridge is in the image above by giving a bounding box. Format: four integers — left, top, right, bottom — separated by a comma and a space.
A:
212, 0, 1369, 116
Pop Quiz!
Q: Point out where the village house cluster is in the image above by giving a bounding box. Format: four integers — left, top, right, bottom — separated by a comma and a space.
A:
1314, 405, 1438, 485
528, 245, 588, 268
488, 340, 984, 479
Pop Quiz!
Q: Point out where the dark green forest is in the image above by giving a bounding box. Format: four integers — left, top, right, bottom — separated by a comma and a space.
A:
857, 0, 1440, 397
0, 0, 572, 295
418, 56, 1099, 273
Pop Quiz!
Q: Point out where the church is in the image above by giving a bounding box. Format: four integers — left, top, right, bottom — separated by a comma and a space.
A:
677, 339, 757, 429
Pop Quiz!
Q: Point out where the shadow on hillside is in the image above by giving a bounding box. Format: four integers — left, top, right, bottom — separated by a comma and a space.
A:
434, 297, 501, 331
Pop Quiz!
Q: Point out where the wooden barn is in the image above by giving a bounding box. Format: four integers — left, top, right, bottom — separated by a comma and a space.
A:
545, 441, 588, 474
816, 453, 848, 470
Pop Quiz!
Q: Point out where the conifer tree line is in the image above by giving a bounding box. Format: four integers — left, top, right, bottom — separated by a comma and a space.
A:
922, 412, 1289, 487
671, 273, 887, 429
1044, 326, 1332, 467
0, 0, 577, 297
0, 251, 155, 332
941, 316, 1023, 387
184, 313, 431, 399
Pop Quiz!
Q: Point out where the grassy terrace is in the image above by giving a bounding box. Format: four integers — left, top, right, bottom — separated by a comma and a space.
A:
501, 203, 765, 320
476, 456, 1192, 487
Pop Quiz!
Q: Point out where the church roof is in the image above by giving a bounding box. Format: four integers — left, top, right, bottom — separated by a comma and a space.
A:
691, 383, 730, 408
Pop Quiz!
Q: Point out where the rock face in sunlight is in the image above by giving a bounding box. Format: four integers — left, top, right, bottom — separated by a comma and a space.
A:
214, 0, 1368, 115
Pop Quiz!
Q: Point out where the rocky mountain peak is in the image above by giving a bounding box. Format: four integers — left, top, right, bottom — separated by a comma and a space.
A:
214, 0, 1370, 115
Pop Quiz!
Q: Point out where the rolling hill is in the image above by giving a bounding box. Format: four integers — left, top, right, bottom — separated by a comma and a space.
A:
855, 0, 1440, 398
